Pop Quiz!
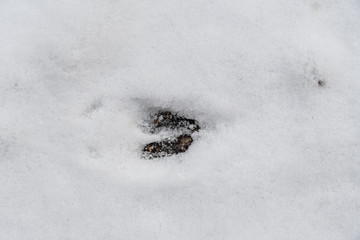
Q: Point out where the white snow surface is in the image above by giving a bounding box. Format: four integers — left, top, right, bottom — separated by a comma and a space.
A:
1, 0, 360, 239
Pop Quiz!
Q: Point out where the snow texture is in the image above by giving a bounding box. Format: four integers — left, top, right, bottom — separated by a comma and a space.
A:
1, 0, 360, 239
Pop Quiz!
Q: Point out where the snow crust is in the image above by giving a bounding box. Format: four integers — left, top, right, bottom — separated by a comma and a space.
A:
1, 0, 360, 239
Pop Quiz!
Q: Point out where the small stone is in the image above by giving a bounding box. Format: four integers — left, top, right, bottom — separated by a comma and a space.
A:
318, 80, 325, 87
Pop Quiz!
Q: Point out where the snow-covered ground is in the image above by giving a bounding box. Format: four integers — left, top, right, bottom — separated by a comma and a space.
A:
1, 0, 360, 239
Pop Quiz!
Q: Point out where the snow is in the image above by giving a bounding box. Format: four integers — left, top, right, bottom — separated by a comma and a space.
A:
1, 0, 360, 239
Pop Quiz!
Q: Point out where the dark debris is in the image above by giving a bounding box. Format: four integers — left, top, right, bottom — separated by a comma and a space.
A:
318, 80, 325, 87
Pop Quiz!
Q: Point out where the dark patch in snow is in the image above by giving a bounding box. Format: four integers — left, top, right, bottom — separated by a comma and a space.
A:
149, 111, 200, 134
85, 99, 103, 115
143, 134, 193, 159
317, 79, 325, 87
310, 67, 326, 88
142, 110, 200, 159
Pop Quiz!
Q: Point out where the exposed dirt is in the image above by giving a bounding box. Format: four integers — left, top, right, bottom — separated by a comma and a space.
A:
142, 111, 200, 159
149, 111, 200, 134
143, 134, 193, 159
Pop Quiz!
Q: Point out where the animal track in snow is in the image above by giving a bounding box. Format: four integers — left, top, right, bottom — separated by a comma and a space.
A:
142, 111, 200, 159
